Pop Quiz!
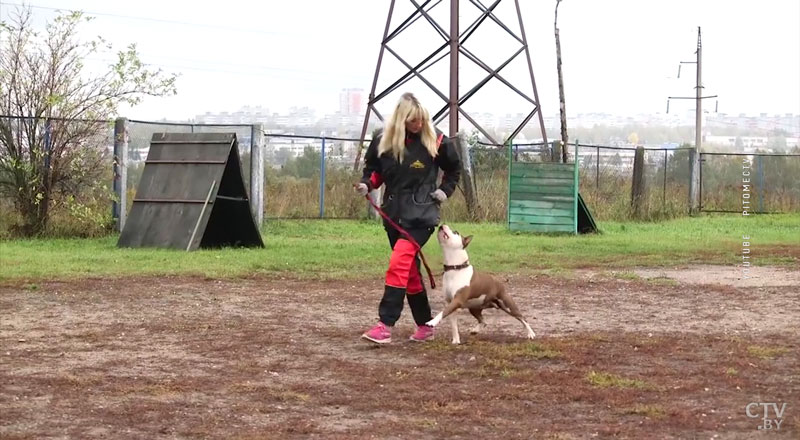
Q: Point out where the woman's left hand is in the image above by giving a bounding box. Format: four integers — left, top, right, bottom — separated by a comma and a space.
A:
430, 189, 447, 203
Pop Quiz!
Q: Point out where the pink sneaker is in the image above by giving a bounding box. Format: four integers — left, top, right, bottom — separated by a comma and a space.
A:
409, 324, 435, 342
362, 322, 392, 344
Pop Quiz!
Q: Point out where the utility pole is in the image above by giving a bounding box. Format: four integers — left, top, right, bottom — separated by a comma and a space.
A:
667, 27, 717, 215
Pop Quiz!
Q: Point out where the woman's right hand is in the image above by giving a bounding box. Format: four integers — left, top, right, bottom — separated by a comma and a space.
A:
354, 183, 369, 196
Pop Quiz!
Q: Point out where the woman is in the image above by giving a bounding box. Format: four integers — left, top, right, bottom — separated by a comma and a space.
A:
355, 92, 461, 344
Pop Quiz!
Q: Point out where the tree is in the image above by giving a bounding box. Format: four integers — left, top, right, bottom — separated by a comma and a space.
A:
0, 7, 177, 236
554, 0, 568, 163
279, 146, 321, 179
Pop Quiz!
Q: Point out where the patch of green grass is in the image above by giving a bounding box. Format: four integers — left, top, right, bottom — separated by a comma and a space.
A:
0, 214, 797, 282
538, 267, 576, 279
422, 400, 466, 413
621, 404, 666, 418
425, 339, 561, 359
425, 340, 560, 379
479, 341, 562, 360
646, 276, 679, 286
420, 418, 438, 428
275, 390, 311, 403
586, 371, 648, 389
481, 358, 516, 378
613, 271, 641, 281
747, 345, 790, 360
726, 367, 738, 376
423, 339, 463, 353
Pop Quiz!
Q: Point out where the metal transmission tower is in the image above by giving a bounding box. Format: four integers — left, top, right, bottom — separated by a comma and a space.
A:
354, 0, 549, 170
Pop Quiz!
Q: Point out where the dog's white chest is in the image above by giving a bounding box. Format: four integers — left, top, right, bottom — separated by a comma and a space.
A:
443, 266, 473, 300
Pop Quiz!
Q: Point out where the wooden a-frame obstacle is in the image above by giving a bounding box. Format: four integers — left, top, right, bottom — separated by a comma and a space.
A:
118, 132, 264, 250
507, 143, 597, 234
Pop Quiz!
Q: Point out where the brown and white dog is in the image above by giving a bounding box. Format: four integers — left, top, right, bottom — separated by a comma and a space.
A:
426, 224, 536, 344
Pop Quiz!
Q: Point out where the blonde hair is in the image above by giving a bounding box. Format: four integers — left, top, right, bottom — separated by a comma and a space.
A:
378, 92, 438, 163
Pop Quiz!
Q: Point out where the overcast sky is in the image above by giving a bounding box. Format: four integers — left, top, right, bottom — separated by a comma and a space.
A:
2, 0, 799, 122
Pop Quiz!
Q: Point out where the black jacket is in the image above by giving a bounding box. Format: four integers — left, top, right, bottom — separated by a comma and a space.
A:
361, 129, 461, 228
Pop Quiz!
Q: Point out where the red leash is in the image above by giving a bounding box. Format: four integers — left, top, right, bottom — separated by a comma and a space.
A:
364, 194, 436, 289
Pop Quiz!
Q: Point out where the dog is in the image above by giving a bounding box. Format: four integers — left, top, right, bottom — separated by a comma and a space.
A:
425, 224, 536, 344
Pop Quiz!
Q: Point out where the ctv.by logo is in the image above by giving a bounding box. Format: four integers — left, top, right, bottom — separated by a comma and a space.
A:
746, 402, 787, 430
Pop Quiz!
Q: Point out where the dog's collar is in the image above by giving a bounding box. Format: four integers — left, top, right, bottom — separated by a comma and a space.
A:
443, 260, 470, 272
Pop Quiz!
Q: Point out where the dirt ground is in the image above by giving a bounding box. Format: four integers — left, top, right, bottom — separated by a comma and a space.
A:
1, 266, 798, 439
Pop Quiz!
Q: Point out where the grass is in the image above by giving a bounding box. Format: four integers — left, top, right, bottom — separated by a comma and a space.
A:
620, 404, 667, 418
747, 345, 790, 360
423, 339, 561, 379
423, 339, 561, 359
586, 371, 648, 389
613, 271, 641, 281
646, 276, 679, 286
0, 213, 797, 282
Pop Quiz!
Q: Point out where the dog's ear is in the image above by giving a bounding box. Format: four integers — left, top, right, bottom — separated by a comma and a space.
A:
462, 235, 473, 249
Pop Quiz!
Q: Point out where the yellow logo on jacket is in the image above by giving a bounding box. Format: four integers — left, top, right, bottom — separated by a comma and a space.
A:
410, 160, 425, 169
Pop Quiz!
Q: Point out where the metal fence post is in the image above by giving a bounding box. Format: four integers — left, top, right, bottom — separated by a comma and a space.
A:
663, 149, 668, 208
44, 118, 52, 173
699, 152, 704, 212
250, 124, 264, 227
596, 146, 600, 190
757, 155, 765, 213
319, 136, 326, 218
631, 146, 645, 219
506, 138, 513, 228
112, 117, 128, 233
688, 148, 700, 215
456, 134, 478, 219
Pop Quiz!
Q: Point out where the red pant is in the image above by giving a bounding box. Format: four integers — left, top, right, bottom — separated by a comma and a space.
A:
385, 239, 424, 294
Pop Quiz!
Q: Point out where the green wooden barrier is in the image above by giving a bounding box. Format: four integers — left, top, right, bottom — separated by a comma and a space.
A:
507, 142, 580, 234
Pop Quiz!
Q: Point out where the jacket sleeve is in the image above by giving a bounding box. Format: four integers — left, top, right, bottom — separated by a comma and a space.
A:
435, 136, 461, 197
360, 135, 384, 190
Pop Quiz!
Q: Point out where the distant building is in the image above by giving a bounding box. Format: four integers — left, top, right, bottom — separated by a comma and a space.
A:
339, 88, 365, 115
195, 105, 271, 124
706, 135, 799, 150
191, 99, 799, 152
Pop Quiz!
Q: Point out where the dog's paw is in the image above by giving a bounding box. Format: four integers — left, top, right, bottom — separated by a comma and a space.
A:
526, 331, 536, 339
425, 319, 437, 328
469, 323, 486, 335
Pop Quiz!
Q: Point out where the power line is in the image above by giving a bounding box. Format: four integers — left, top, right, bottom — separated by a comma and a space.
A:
0, 1, 302, 37
1, 2, 366, 82
82, 55, 368, 82
0, 34, 367, 82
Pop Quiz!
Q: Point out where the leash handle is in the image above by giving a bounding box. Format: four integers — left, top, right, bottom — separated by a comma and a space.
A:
363, 194, 436, 290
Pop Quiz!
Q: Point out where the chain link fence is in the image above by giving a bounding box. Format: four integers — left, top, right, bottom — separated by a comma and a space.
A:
700, 152, 800, 213
263, 133, 365, 219
3, 114, 799, 237
575, 144, 694, 221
